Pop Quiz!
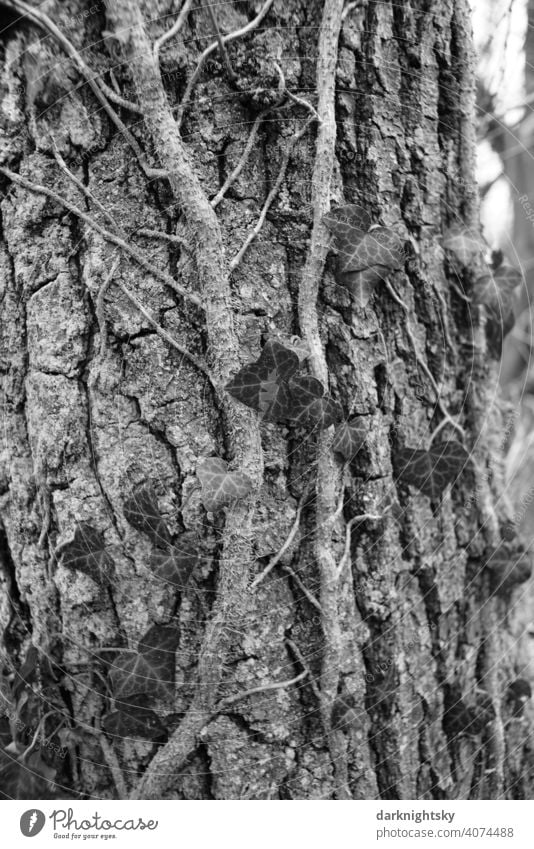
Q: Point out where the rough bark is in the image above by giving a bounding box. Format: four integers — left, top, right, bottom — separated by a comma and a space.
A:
0, 0, 533, 801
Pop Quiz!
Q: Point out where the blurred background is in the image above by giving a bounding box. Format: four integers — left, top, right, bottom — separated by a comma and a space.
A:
474, 0, 534, 679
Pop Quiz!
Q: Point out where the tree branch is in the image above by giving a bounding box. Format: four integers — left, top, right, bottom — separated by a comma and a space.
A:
153, 0, 194, 63
115, 280, 216, 388
85, 723, 129, 799
383, 279, 465, 440
104, 0, 263, 800
217, 670, 307, 711
251, 497, 305, 588
0, 166, 203, 310
96, 256, 121, 356
176, 0, 276, 125
296, 0, 351, 800
211, 113, 263, 209
211, 61, 315, 213
203, 0, 238, 82
285, 638, 322, 702
47, 151, 213, 385
229, 117, 315, 271
5, 0, 155, 177
52, 145, 120, 233
335, 511, 388, 581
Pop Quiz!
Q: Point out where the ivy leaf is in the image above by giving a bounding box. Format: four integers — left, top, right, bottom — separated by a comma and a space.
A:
148, 533, 199, 589
0, 749, 55, 800
365, 658, 398, 710
197, 457, 253, 512
225, 340, 339, 428
322, 206, 404, 306
102, 706, 167, 742
0, 717, 11, 751
264, 333, 310, 363
443, 225, 486, 267
339, 266, 379, 308
137, 625, 181, 661
225, 339, 299, 421
109, 625, 180, 705
110, 654, 164, 704
473, 265, 522, 357
340, 227, 404, 275
320, 395, 344, 429
444, 697, 490, 738
59, 523, 114, 584
332, 419, 367, 460
123, 486, 172, 550
474, 264, 521, 312
12, 646, 58, 705
501, 521, 517, 542
331, 694, 358, 731
284, 375, 341, 428
485, 548, 532, 597
506, 679, 532, 716
393, 441, 469, 499
322, 203, 372, 250
257, 370, 282, 417
338, 227, 405, 308
11, 646, 39, 703
278, 335, 310, 363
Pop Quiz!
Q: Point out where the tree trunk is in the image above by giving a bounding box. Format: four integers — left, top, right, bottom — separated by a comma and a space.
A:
0, 0, 533, 800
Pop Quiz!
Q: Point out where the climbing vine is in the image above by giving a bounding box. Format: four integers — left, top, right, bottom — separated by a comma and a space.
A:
0, 0, 532, 803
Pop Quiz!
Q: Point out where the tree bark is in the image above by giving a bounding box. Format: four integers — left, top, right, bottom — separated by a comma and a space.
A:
0, 0, 533, 800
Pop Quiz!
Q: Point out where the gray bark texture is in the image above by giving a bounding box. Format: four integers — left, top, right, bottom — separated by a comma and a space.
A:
0, 0, 533, 800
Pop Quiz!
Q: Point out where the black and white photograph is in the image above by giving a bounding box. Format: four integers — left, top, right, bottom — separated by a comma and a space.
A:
0, 0, 533, 837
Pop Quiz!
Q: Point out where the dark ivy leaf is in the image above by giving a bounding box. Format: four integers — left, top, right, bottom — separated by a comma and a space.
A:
137, 624, 181, 657
123, 486, 172, 550
225, 340, 339, 428
108, 692, 149, 710
197, 457, 253, 512
394, 441, 469, 499
473, 265, 522, 357
102, 705, 167, 742
59, 523, 114, 585
110, 652, 165, 702
0, 716, 11, 750
11, 646, 39, 703
365, 659, 398, 710
320, 395, 344, 429
443, 685, 494, 738
338, 267, 379, 308
322, 203, 372, 252
148, 533, 199, 589
275, 335, 310, 363
11, 646, 59, 711
284, 375, 341, 429
506, 679, 532, 716
322, 205, 404, 307
0, 749, 55, 800
444, 699, 489, 738
331, 694, 358, 731
501, 521, 517, 542
332, 419, 367, 460
109, 625, 180, 706
485, 547, 532, 597
225, 339, 299, 421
